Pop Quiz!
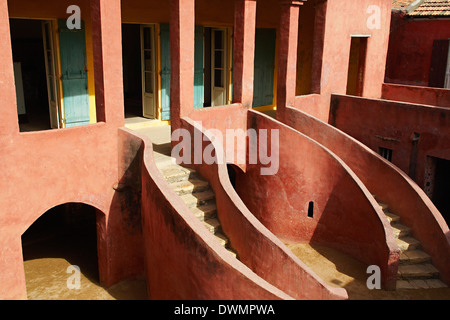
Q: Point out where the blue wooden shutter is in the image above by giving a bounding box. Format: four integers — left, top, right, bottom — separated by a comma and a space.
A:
194, 26, 204, 109
58, 19, 90, 127
160, 24, 171, 120
253, 28, 276, 108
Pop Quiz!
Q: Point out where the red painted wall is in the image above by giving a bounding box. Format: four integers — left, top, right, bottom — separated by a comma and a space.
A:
129, 127, 293, 300
0, 0, 142, 299
299, 0, 392, 121
329, 95, 450, 188
178, 116, 347, 299
385, 12, 450, 87
233, 110, 399, 289
282, 104, 450, 286
329, 94, 450, 285
382, 83, 450, 108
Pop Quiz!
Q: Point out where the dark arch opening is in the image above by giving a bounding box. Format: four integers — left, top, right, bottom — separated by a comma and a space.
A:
227, 163, 237, 189
21, 203, 100, 299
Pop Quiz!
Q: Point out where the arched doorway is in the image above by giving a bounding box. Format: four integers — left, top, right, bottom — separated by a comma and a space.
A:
21, 203, 106, 300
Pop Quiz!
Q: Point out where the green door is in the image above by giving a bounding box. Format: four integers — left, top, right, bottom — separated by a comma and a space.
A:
160, 24, 171, 120
194, 26, 204, 109
253, 28, 276, 108
160, 24, 204, 119
58, 20, 90, 128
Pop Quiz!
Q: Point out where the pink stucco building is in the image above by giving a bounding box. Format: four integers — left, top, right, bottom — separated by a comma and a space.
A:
0, 0, 449, 300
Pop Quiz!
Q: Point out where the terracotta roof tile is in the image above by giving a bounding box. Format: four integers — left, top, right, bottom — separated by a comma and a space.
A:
392, 0, 417, 10
407, 0, 450, 17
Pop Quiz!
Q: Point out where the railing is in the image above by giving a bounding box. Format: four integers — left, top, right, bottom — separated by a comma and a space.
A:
120, 127, 292, 299
178, 117, 347, 300
243, 110, 400, 290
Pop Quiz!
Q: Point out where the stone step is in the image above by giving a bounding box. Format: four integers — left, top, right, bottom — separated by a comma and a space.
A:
396, 278, 447, 290
190, 203, 217, 221
180, 190, 216, 207
171, 179, 210, 195
161, 166, 196, 183
384, 211, 401, 223
398, 263, 440, 280
396, 236, 421, 251
378, 202, 389, 211
203, 218, 221, 234
227, 247, 238, 259
214, 232, 229, 247
154, 155, 177, 169
391, 223, 412, 238
400, 249, 431, 265
157, 161, 238, 260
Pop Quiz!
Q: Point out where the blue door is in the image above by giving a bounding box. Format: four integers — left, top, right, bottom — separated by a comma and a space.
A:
58, 19, 90, 128
194, 26, 204, 109
253, 28, 276, 108
160, 24, 171, 120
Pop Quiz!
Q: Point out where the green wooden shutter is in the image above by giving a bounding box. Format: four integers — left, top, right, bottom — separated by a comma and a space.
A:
160, 24, 171, 120
253, 28, 276, 108
58, 20, 90, 127
194, 26, 204, 109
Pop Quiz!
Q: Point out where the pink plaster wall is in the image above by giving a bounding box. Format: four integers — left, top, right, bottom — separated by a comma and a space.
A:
382, 83, 450, 108
234, 110, 399, 289
0, 0, 142, 299
128, 128, 294, 300
295, 0, 392, 121
329, 94, 450, 188
178, 116, 347, 299
385, 12, 450, 87
329, 94, 450, 285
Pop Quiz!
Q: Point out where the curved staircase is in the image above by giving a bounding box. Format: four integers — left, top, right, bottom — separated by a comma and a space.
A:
375, 197, 447, 290
155, 150, 238, 259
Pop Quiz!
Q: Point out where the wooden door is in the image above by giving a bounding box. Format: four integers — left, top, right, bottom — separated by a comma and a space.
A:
253, 28, 276, 108
42, 21, 60, 129
58, 19, 90, 128
160, 24, 171, 120
141, 25, 157, 119
429, 39, 450, 88
194, 26, 204, 109
211, 28, 227, 107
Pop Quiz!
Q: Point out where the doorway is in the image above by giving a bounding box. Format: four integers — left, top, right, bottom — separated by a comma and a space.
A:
122, 23, 144, 119
253, 28, 276, 108
203, 27, 232, 108
10, 18, 91, 131
21, 203, 100, 299
432, 158, 450, 228
346, 36, 368, 96
10, 19, 57, 132
122, 23, 158, 120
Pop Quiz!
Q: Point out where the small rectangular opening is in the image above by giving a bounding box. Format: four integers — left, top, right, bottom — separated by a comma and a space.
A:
346, 37, 368, 96
308, 201, 314, 218
379, 147, 393, 162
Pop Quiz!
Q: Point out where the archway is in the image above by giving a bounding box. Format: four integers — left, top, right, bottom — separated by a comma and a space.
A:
21, 203, 105, 300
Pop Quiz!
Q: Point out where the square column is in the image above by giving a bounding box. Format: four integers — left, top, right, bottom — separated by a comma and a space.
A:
311, 0, 327, 94
276, 0, 303, 118
232, 0, 257, 108
170, 0, 196, 130
0, 0, 19, 135
90, 0, 125, 127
